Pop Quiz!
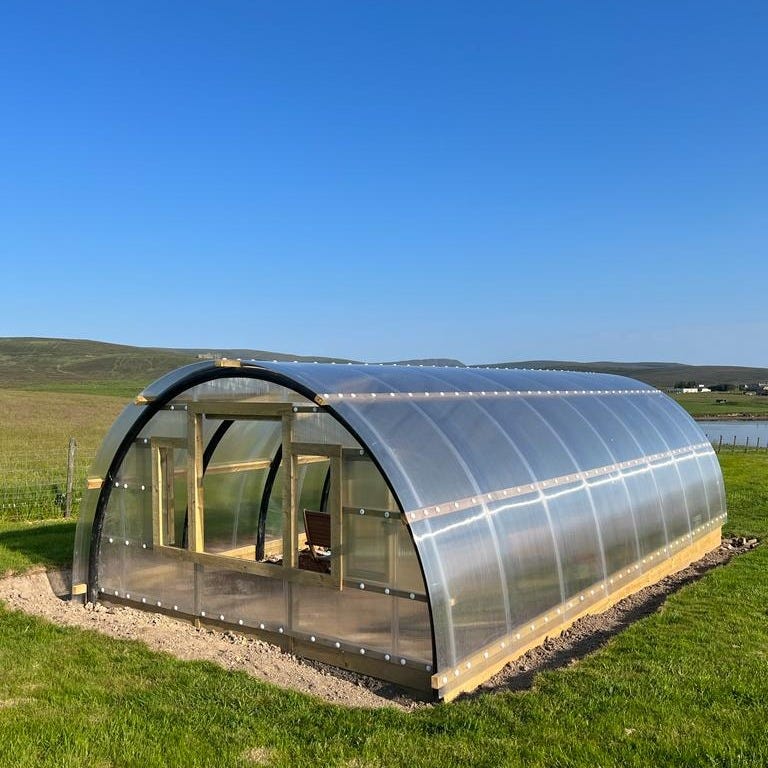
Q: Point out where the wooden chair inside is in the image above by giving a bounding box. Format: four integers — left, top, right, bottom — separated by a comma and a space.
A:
303, 509, 331, 561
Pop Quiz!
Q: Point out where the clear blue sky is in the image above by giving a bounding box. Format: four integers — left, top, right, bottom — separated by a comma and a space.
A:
1, 2, 766, 365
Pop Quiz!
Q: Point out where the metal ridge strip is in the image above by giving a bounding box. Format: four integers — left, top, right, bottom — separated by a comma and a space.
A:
405, 441, 714, 524
314, 388, 660, 405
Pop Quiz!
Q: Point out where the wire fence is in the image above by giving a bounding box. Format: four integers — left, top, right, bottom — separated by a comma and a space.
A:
0, 439, 96, 521
711, 435, 768, 454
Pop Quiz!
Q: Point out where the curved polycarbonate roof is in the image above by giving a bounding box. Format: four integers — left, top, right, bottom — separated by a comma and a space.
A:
248, 362, 725, 672
74, 360, 726, 687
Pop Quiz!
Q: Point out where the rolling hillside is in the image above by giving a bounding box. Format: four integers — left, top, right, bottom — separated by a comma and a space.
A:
0, 337, 766, 395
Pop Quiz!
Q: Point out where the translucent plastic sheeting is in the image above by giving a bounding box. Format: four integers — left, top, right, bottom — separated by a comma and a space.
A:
203, 419, 281, 553
291, 583, 431, 662
248, 363, 724, 669
99, 541, 196, 613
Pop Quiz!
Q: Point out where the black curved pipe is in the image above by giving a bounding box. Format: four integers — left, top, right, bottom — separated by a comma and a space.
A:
255, 444, 282, 561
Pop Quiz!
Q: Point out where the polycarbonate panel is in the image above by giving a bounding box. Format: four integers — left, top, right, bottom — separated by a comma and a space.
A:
293, 412, 360, 447
546, 483, 606, 596
339, 400, 477, 510
585, 476, 639, 574
343, 456, 398, 510
411, 507, 509, 666
490, 494, 563, 626
649, 458, 690, 540
394, 598, 433, 662
72, 403, 145, 586
179, 377, 305, 404
202, 569, 286, 627
203, 419, 280, 553
99, 541, 196, 613
344, 513, 394, 584
618, 466, 668, 556
292, 584, 397, 654
394, 523, 425, 593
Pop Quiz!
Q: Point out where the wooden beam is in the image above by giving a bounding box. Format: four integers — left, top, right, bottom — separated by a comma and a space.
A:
151, 443, 164, 547
262, 533, 306, 557
187, 411, 205, 553
205, 458, 272, 475
291, 442, 344, 459
156, 544, 334, 587
282, 414, 298, 569
342, 505, 401, 520
187, 401, 293, 418
330, 453, 343, 590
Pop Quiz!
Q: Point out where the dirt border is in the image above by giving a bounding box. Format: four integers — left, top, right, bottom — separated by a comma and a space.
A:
0, 537, 758, 709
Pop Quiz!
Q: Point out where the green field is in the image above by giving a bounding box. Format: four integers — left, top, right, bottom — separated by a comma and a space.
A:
672, 392, 768, 418
0, 453, 766, 767
0, 389, 127, 519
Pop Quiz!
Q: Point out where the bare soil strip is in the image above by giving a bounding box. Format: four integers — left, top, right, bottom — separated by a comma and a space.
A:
0, 537, 757, 709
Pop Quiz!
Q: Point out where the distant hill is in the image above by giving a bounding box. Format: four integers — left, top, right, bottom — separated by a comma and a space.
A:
486, 360, 768, 388
0, 337, 765, 395
0, 338, 195, 392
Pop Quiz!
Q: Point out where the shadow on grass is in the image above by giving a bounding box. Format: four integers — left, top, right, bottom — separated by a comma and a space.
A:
0, 519, 77, 571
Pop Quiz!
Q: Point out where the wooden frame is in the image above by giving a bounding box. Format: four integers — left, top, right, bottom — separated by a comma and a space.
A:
150, 437, 185, 547
289, 441, 344, 589
146, 402, 346, 590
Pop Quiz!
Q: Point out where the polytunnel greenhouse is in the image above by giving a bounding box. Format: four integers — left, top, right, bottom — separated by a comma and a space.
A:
72, 360, 726, 700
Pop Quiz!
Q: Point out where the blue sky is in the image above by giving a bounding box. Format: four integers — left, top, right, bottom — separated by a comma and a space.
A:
1, 2, 766, 364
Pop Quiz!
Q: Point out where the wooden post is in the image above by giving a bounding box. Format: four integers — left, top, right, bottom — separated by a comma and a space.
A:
757, 437, 761, 452
717, 435, 723, 454
745, 436, 750, 453
64, 437, 77, 518
329, 450, 343, 590
187, 412, 205, 552
282, 414, 298, 569
732, 435, 737, 452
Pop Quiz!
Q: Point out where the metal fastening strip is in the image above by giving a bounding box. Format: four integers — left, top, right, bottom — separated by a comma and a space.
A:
405, 442, 714, 524
316, 388, 661, 404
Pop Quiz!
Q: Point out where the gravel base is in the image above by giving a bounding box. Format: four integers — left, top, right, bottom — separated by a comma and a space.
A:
0, 537, 757, 709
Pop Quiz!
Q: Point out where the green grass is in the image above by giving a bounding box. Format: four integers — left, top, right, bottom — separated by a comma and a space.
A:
0, 455, 766, 766
673, 392, 768, 418
0, 519, 76, 575
18, 380, 150, 399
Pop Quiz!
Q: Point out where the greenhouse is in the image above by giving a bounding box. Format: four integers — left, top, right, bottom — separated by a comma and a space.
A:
71, 360, 726, 700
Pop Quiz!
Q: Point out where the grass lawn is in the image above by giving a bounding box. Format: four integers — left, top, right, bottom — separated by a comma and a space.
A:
0, 455, 766, 767
672, 392, 768, 418
0, 519, 77, 576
